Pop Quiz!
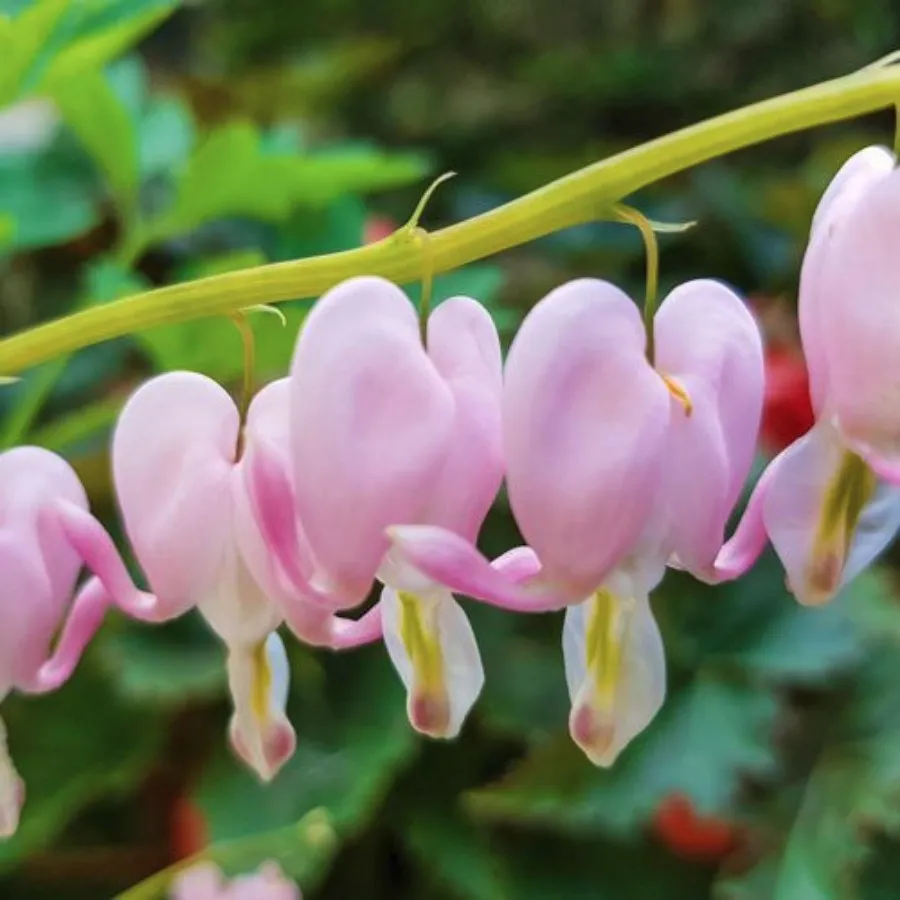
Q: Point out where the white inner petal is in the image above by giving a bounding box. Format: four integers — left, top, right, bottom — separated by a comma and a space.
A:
563, 573, 666, 767
381, 583, 484, 740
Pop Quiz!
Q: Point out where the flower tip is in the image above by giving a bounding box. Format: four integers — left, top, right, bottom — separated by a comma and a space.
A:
793, 551, 843, 607
228, 717, 296, 783
569, 703, 618, 768
0, 773, 23, 839
408, 689, 453, 739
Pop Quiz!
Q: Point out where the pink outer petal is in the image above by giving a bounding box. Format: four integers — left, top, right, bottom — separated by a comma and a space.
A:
809, 146, 895, 239
810, 166, 900, 470
504, 279, 670, 598
707, 463, 773, 582
113, 372, 238, 618
31, 577, 110, 692
49, 500, 157, 619
420, 296, 504, 541
0, 532, 52, 692
655, 377, 730, 574
654, 279, 764, 513
800, 146, 895, 414
0, 447, 87, 690
289, 277, 454, 605
386, 525, 568, 611
243, 437, 337, 605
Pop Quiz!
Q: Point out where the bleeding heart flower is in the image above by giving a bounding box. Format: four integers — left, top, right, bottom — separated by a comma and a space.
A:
390, 277, 764, 764
251, 276, 510, 739
169, 861, 300, 900
45, 373, 381, 782
715, 146, 900, 604
0, 446, 98, 836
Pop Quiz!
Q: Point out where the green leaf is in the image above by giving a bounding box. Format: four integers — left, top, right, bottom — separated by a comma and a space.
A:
138, 96, 195, 178
0, 659, 165, 870
469, 668, 779, 837
470, 603, 570, 741
148, 122, 428, 242
272, 195, 366, 260
157, 122, 308, 235
99, 616, 227, 704
392, 742, 511, 900
273, 145, 430, 207
0, 144, 98, 249
404, 812, 508, 900
29, 394, 122, 453
0, 0, 69, 104
660, 549, 868, 684
501, 833, 712, 900
0, 356, 67, 448
404, 265, 505, 310
195, 649, 417, 890
717, 647, 900, 900
84, 257, 147, 302
52, 67, 138, 214
37, 2, 177, 90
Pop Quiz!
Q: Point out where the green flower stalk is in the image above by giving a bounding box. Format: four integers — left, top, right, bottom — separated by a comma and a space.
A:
2, 60, 900, 375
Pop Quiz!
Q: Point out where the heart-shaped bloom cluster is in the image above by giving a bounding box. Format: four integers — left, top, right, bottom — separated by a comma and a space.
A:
4, 146, 899, 842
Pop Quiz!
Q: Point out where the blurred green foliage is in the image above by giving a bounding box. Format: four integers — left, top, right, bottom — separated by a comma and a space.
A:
3, 1, 900, 899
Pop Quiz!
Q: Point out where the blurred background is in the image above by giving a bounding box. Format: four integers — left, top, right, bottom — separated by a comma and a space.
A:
2, 1, 900, 897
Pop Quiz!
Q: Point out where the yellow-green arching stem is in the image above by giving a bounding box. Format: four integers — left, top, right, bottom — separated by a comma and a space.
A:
230, 312, 256, 459
613, 204, 659, 364
2, 64, 900, 375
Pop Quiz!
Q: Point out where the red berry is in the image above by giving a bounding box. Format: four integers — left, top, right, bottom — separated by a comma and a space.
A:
170, 795, 208, 861
760, 346, 814, 453
653, 793, 739, 862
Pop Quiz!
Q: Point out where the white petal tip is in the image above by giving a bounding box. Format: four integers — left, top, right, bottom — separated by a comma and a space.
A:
0, 775, 24, 839
408, 690, 459, 740
228, 716, 297, 783
569, 704, 619, 768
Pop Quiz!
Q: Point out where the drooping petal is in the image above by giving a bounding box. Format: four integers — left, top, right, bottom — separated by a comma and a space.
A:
563, 570, 666, 767
242, 434, 345, 612
289, 277, 454, 605
504, 279, 670, 598
32, 577, 110, 692
238, 381, 384, 649
113, 372, 238, 618
380, 583, 484, 739
654, 279, 764, 514
49, 500, 156, 620
800, 146, 895, 414
227, 632, 296, 782
386, 525, 562, 611
421, 296, 504, 540
0, 447, 87, 689
708, 464, 773, 582
750, 420, 898, 605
